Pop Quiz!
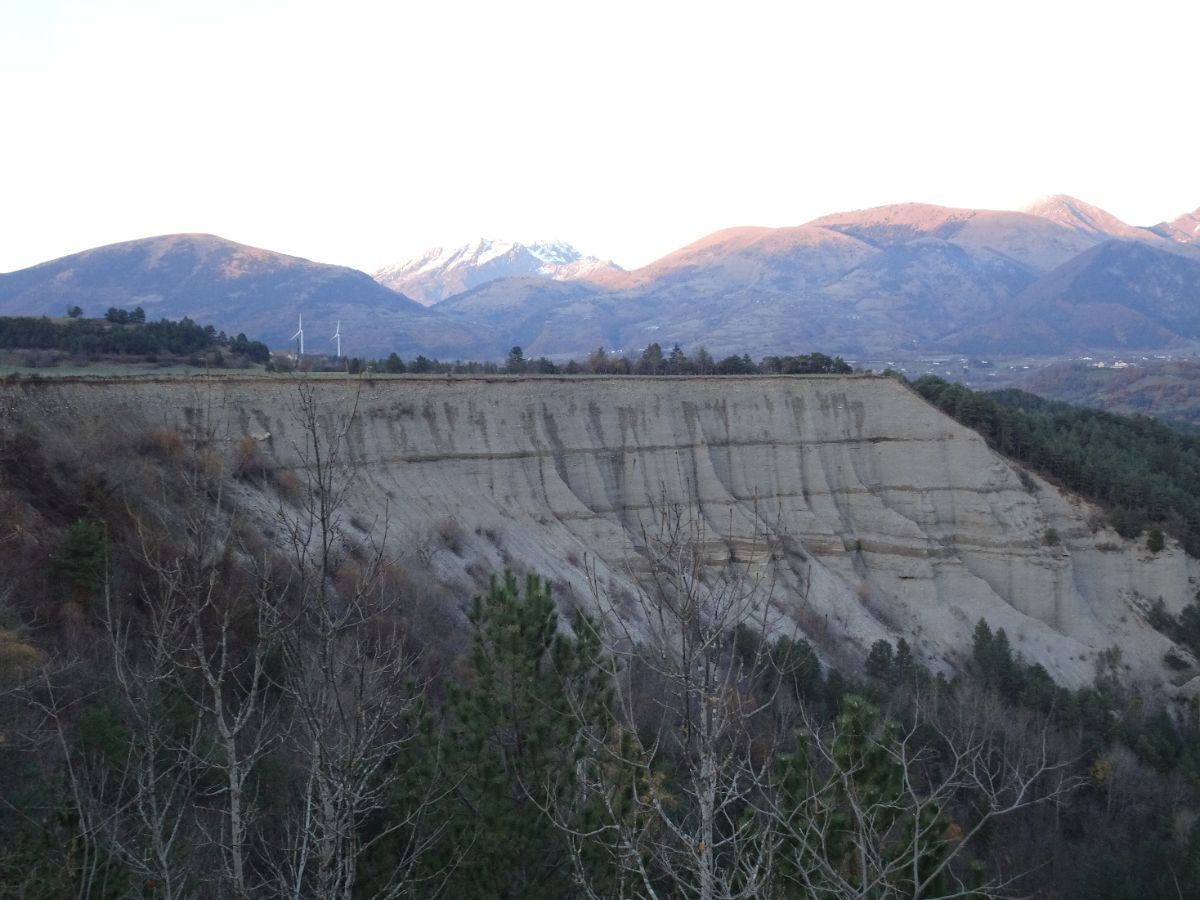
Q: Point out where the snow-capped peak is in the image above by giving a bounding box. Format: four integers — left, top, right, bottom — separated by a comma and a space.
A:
374, 239, 621, 305
525, 240, 582, 267
380, 239, 582, 278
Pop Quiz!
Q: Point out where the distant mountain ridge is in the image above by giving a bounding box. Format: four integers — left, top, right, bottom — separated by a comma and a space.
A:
2, 196, 1197, 361
0, 234, 490, 357
374, 238, 622, 305
944, 240, 1200, 354
433, 197, 1200, 359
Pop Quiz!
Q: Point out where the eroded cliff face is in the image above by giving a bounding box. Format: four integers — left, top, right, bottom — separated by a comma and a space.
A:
8, 375, 1197, 694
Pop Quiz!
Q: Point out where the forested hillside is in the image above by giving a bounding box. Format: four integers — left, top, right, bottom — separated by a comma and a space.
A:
912, 375, 1200, 555
1014, 359, 1200, 430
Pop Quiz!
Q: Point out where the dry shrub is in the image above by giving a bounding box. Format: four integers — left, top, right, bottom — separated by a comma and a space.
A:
551, 577, 576, 604
793, 600, 832, 647
273, 469, 303, 505
232, 435, 269, 480
465, 559, 492, 588
137, 425, 184, 462
231, 516, 269, 561
332, 561, 369, 600
435, 517, 466, 556
343, 535, 373, 564
608, 583, 639, 619
195, 446, 227, 483
0, 628, 39, 682
1017, 469, 1039, 494
380, 561, 468, 687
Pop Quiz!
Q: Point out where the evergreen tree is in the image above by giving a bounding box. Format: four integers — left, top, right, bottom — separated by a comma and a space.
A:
56, 519, 108, 598
637, 342, 665, 375
505, 346, 526, 375
971, 618, 994, 677
865, 639, 895, 680
427, 571, 613, 898
1147, 527, 1165, 553
667, 343, 689, 374
894, 637, 917, 683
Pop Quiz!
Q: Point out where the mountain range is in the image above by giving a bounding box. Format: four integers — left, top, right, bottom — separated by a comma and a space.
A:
1, 196, 1197, 360
0, 234, 490, 357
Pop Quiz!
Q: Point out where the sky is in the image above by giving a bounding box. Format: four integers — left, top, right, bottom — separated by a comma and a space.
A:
2, 0, 1198, 274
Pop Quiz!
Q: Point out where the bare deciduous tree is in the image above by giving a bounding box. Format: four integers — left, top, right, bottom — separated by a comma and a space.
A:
265, 382, 440, 900
556, 501, 791, 900
133, 398, 284, 898
554, 500, 1080, 899
771, 686, 1082, 899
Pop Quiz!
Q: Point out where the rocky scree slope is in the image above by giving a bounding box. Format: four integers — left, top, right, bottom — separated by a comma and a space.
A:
8, 374, 1198, 699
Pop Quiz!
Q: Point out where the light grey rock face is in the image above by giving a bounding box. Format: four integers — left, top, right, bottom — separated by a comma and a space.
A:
16, 375, 1197, 694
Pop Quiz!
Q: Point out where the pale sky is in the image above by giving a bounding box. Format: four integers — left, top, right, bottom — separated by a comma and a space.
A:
2, 0, 1198, 274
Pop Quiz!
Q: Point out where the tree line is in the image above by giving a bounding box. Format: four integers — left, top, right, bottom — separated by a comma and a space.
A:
0, 311, 270, 365
306, 345, 854, 378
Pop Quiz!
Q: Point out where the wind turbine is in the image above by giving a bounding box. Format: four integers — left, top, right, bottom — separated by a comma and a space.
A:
332, 320, 341, 358
292, 315, 304, 356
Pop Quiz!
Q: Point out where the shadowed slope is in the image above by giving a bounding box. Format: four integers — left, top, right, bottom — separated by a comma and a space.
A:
0, 234, 488, 357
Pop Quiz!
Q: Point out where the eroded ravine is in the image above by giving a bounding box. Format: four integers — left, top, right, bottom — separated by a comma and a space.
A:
6, 374, 1196, 695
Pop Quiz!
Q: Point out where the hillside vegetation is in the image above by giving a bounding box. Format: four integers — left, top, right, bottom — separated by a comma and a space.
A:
1015, 359, 1200, 429
0, 311, 270, 369
0, 376, 1197, 897
913, 375, 1200, 555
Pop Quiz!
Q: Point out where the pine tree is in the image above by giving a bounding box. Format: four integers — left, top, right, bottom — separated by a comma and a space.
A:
776, 696, 960, 897
894, 637, 917, 683
56, 519, 108, 599
865, 639, 895, 680
971, 619, 994, 678
667, 343, 689, 374
429, 571, 614, 898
